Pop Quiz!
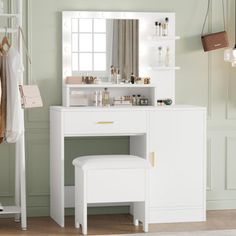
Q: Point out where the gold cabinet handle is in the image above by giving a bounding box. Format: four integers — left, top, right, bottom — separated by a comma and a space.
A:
96, 121, 114, 125
150, 152, 157, 168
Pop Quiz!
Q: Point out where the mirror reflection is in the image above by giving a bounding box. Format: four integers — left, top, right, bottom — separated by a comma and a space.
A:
71, 19, 139, 81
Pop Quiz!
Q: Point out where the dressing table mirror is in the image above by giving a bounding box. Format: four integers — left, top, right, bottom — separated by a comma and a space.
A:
62, 11, 178, 107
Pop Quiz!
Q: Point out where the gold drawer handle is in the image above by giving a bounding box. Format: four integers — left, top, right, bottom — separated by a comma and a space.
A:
150, 152, 157, 168
96, 121, 114, 125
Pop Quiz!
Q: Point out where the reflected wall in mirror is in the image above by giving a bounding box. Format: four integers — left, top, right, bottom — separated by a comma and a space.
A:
71, 18, 139, 80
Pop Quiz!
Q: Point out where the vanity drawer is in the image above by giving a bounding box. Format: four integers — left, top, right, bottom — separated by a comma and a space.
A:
64, 110, 146, 135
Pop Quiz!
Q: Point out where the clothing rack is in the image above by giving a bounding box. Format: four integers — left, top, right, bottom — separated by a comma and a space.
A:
0, 0, 27, 230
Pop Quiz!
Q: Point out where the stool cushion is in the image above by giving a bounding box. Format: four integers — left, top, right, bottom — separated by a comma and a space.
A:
72, 155, 150, 170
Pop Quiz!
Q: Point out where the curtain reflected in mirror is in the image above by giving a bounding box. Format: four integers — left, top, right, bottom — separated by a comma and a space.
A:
111, 20, 139, 80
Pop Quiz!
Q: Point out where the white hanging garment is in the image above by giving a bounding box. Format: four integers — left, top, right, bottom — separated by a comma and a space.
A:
5, 47, 24, 143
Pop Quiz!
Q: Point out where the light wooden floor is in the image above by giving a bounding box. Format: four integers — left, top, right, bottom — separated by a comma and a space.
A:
1, 210, 236, 235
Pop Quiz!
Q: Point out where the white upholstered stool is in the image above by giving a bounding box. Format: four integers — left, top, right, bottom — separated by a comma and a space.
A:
72, 155, 150, 235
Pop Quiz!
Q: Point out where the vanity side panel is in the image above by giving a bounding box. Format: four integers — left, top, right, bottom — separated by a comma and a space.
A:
50, 108, 65, 227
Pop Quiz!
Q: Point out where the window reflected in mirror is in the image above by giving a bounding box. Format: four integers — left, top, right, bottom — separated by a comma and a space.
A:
71, 18, 139, 80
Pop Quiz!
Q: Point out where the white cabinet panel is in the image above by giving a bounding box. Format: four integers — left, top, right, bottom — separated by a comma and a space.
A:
149, 110, 206, 222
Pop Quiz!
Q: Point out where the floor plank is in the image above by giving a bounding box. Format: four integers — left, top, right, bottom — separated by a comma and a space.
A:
0, 210, 236, 235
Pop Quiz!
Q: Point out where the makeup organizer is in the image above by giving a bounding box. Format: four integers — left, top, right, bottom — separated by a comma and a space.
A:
0, 0, 27, 230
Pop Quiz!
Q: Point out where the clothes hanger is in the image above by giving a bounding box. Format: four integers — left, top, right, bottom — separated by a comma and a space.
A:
1, 27, 11, 52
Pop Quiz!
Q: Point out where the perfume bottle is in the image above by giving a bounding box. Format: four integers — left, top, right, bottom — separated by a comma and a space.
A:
130, 73, 135, 84
158, 46, 163, 66
162, 17, 169, 36
154, 21, 159, 36
116, 69, 121, 84
158, 22, 162, 36
165, 47, 171, 67
102, 88, 110, 107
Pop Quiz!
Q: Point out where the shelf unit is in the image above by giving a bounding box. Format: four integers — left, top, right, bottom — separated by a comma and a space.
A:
63, 12, 179, 107
64, 84, 156, 88
63, 83, 157, 107
0, 0, 27, 230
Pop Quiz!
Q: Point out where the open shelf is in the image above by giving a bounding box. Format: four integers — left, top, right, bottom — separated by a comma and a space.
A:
64, 84, 156, 88
0, 206, 21, 215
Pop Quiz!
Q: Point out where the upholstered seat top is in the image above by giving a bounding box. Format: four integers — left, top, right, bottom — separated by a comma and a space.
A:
72, 155, 150, 170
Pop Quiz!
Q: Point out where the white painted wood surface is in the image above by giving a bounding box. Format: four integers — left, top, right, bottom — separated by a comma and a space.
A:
50, 105, 206, 226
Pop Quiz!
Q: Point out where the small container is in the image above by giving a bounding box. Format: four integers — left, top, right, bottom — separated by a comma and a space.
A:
93, 91, 99, 107
158, 46, 163, 66
154, 21, 159, 36
165, 47, 171, 67
162, 17, 169, 36
102, 88, 110, 107
132, 95, 136, 106
140, 98, 149, 106
116, 69, 121, 84
130, 73, 135, 84
158, 22, 162, 36
136, 95, 141, 106
98, 91, 103, 107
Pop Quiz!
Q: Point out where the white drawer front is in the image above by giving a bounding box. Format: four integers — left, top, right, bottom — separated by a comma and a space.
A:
64, 111, 146, 135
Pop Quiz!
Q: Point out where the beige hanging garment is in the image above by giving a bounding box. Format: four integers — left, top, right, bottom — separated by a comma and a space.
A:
0, 54, 7, 143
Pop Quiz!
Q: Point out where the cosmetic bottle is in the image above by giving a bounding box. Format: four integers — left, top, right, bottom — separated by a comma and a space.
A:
165, 47, 170, 67
136, 95, 141, 106
132, 95, 136, 106
98, 90, 103, 107
158, 22, 162, 36
163, 17, 169, 36
116, 69, 121, 84
158, 46, 163, 66
102, 88, 110, 107
155, 21, 159, 36
130, 73, 135, 84
110, 65, 114, 83
93, 91, 99, 107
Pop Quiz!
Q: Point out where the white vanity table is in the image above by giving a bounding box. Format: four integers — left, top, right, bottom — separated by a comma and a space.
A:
50, 105, 206, 227
50, 11, 206, 227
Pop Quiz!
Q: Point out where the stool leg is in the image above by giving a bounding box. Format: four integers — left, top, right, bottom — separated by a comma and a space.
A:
82, 202, 87, 235
75, 169, 80, 229
143, 222, 149, 232
133, 219, 139, 226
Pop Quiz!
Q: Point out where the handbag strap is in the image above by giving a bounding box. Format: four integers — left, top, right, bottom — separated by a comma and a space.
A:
201, 0, 226, 36
18, 26, 39, 85
18, 26, 32, 65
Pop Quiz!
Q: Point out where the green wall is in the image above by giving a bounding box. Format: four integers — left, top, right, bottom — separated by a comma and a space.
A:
0, 0, 236, 216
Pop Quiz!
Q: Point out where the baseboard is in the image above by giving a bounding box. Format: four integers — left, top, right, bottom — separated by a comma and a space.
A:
149, 207, 206, 223
207, 199, 236, 210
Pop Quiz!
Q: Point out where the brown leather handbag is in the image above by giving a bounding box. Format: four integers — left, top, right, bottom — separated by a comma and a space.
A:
201, 0, 229, 52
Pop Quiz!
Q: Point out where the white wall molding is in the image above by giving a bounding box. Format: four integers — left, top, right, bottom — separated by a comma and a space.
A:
207, 138, 212, 191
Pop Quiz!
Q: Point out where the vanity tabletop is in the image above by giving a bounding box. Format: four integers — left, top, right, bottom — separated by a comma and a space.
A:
50, 105, 206, 112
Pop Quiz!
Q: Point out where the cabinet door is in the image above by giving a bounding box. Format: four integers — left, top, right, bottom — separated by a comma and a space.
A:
149, 110, 205, 208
